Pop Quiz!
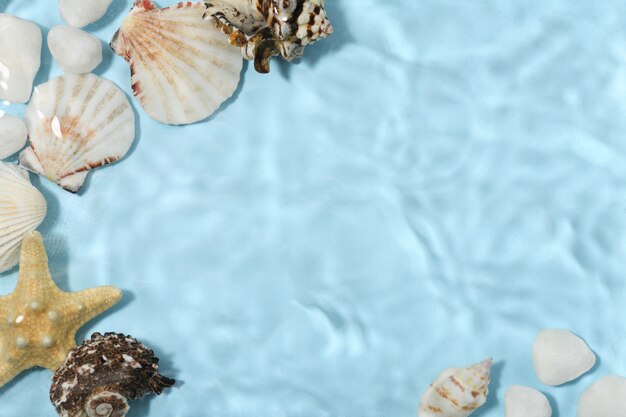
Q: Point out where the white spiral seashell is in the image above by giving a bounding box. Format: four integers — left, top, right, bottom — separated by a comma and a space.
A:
110, 1, 243, 125
85, 391, 129, 417
18, 73, 136, 193
418, 358, 493, 417
0, 162, 47, 273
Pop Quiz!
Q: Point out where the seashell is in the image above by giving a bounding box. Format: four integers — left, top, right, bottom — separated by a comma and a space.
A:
110, 1, 243, 125
0, 14, 42, 103
578, 375, 626, 417
203, 0, 333, 73
0, 162, 47, 273
18, 73, 136, 193
50, 332, 175, 417
532, 329, 596, 386
58, 0, 114, 28
418, 358, 493, 417
0, 114, 28, 159
48, 26, 103, 74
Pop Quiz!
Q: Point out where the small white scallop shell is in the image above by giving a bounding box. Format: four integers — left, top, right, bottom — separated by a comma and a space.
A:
418, 358, 493, 417
0, 162, 47, 273
18, 73, 136, 193
110, 1, 243, 125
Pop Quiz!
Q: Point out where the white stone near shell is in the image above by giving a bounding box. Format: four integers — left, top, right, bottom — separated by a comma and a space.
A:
578, 375, 626, 417
0, 14, 42, 103
532, 329, 596, 386
58, 0, 113, 28
48, 26, 102, 74
110, 1, 243, 125
504, 386, 552, 417
0, 115, 27, 159
0, 162, 47, 273
18, 73, 135, 193
418, 358, 492, 417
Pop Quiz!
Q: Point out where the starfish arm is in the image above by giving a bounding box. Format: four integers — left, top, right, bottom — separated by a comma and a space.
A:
13, 232, 59, 297
0, 359, 24, 389
0, 294, 11, 319
62, 286, 123, 332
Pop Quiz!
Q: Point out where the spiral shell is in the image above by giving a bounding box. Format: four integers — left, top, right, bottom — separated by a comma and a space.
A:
50, 332, 175, 417
85, 392, 129, 417
418, 358, 493, 417
18, 73, 135, 193
0, 162, 47, 273
203, 0, 333, 73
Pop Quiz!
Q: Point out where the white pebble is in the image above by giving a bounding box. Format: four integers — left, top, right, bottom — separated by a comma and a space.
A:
0, 115, 27, 159
0, 14, 42, 103
532, 329, 596, 386
48, 26, 102, 74
504, 386, 552, 417
58, 0, 113, 28
578, 375, 626, 417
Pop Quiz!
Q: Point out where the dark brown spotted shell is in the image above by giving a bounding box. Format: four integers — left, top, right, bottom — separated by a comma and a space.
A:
50, 332, 175, 417
204, 0, 333, 73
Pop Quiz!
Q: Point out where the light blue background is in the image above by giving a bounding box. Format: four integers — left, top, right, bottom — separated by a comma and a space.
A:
1, 0, 626, 416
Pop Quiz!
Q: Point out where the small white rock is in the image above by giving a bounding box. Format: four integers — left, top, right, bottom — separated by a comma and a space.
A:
505, 386, 552, 417
0, 115, 27, 159
578, 375, 626, 417
0, 14, 42, 103
532, 329, 596, 386
48, 26, 102, 74
58, 0, 113, 28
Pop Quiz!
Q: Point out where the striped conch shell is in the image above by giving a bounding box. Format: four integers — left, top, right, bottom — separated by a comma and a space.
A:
0, 162, 47, 273
18, 73, 135, 193
418, 358, 493, 417
110, 1, 243, 125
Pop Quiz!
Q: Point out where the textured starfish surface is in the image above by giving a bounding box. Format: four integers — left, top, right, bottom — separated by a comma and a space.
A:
0, 231, 122, 388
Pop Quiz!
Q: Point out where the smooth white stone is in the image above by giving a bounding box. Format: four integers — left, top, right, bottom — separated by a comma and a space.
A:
0, 115, 27, 159
532, 329, 596, 386
578, 375, 626, 417
505, 386, 551, 417
58, 0, 113, 28
0, 14, 42, 103
48, 26, 102, 74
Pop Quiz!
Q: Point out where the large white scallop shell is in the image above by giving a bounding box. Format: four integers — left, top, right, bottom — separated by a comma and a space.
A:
18, 73, 136, 193
110, 1, 243, 125
0, 162, 47, 273
418, 358, 493, 417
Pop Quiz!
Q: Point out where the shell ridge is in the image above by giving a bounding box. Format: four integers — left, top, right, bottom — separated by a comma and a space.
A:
126, 26, 201, 118
135, 17, 240, 115
128, 25, 222, 116
125, 34, 176, 121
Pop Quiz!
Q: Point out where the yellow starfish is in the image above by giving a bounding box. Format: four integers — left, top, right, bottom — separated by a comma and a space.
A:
0, 231, 122, 388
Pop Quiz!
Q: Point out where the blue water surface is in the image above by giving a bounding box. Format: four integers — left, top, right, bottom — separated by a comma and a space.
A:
1, 0, 626, 416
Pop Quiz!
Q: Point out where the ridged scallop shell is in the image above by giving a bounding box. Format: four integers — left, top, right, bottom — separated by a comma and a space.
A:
0, 162, 47, 273
18, 73, 135, 193
418, 358, 493, 417
110, 1, 243, 125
